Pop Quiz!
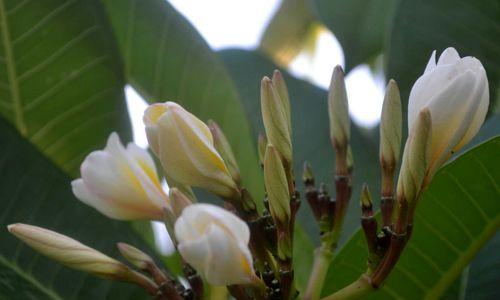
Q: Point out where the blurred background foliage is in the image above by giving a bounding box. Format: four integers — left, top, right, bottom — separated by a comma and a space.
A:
0, 0, 498, 299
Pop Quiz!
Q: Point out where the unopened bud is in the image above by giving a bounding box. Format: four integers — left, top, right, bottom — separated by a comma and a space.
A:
328, 66, 350, 151
169, 188, 193, 218
258, 133, 267, 166
164, 174, 197, 202
264, 144, 291, 224
272, 70, 292, 134
346, 146, 354, 174
397, 109, 431, 204
8, 224, 129, 280
380, 79, 402, 195
208, 120, 241, 184
261, 77, 292, 164
302, 161, 314, 185
360, 183, 373, 217
117, 243, 154, 270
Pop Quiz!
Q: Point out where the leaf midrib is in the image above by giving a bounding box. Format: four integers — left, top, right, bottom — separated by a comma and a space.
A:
0, 0, 26, 135
425, 215, 500, 300
0, 255, 62, 300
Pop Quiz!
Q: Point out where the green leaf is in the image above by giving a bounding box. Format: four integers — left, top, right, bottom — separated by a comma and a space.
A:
259, 0, 319, 66
386, 0, 499, 116
463, 232, 500, 299
0, 0, 131, 176
313, 0, 398, 71
100, 0, 263, 200
322, 137, 500, 299
0, 117, 153, 299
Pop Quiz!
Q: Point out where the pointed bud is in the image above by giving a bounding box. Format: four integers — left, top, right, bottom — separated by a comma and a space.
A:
302, 161, 314, 185
264, 144, 291, 224
328, 66, 350, 151
117, 243, 154, 270
261, 77, 292, 164
207, 120, 241, 184
272, 70, 292, 134
164, 174, 197, 202
397, 109, 432, 204
346, 146, 354, 173
360, 183, 373, 217
8, 224, 130, 281
258, 133, 267, 166
169, 188, 193, 218
380, 80, 402, 196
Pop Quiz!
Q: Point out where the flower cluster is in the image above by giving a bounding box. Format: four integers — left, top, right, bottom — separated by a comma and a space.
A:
8, 47, 489, 300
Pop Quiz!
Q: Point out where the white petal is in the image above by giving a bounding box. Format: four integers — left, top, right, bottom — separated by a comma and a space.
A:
200, 204, 250, 244
71, 179, 135, 219
80, 151, 162, 220
425, 71, 478, 173
454, 68, 489, 150
437, 47, 461, 65
177, 236, 211, 280
203, 224, 253, 285
424, 50, 437, 73
408, 64, 458, 131
156, 110, 234, 196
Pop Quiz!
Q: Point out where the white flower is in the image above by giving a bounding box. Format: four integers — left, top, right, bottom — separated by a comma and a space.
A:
174, 204, 255, 285
408, 47, 489, 177
143, 102, 238, 199
72, 133, 168, 220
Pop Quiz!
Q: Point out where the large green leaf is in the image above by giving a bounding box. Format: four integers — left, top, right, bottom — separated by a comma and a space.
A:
0, 117, 154, 299
313, 0, 397, 71
259, 0, 319, 66
0, 0, 131, 176
386, 0, 500, 116
100, 0, 263, 200
322, 137, 500, 299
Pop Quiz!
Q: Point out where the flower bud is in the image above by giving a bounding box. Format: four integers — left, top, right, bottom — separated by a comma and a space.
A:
117, 242, 154, 270
380, 79, 402, 168
264, 144, 291, 224
397, 109, 432, 203
272, 70, 292, 134
328, 65, 350, 151
261, 77, 292, 164
169, 187, 193, 218
258, 133, 267, 166
408, 47, 489, 178
380, 79, 402, 195
144, 102, 238, 199
174, 204, 256, 285
360, 183, 373, 215
8, 224, 131, 280
71, 133, 168, 221
346, 145, 354, 173
207, 120, 241, 184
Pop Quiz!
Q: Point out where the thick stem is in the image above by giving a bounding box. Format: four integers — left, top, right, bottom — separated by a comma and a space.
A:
321, 274, 374, 300
303, 244, 334, 300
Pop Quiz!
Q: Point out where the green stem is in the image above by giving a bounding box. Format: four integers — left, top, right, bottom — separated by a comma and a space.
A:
303, 244, 334, 300
321, 274, 374, 300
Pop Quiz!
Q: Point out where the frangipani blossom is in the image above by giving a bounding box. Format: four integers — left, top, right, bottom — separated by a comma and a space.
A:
144, 102, 238, 199
72, 133, 168, 220
408, 47, 489, 178
174, 204, 256, 285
